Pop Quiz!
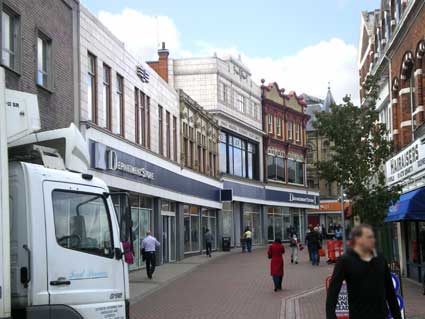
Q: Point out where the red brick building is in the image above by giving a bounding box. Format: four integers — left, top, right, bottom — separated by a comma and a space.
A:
358, 0, 425, 285
261, 81, 309, 187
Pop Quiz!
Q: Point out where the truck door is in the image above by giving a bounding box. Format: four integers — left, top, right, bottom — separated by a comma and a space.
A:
43, 181, 126, 319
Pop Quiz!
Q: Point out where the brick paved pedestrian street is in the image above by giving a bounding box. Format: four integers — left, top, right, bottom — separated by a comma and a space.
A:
131, 247, 425, 319
131, 247, 333, 319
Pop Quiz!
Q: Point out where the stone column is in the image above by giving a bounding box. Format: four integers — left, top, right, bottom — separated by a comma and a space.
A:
399, 87, 412, 147
392, 96, 400, 151
415, 68, 424, 125
153, 197, 163, 265
175, 202, 185, 261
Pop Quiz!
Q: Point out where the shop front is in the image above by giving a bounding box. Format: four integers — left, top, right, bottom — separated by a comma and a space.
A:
86, 128, 222, 270
384, 138, 425, 283
223, 178, 319, 246
385, 187, 425, 283
307, 200, 350, 239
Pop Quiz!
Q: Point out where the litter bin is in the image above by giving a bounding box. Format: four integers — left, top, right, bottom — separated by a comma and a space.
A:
222, 237, 231, 252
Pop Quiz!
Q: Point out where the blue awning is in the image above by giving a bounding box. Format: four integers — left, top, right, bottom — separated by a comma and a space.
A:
385, 187, 425, 222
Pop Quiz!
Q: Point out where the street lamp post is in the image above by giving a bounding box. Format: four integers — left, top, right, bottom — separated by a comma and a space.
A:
340, 183, 347, 252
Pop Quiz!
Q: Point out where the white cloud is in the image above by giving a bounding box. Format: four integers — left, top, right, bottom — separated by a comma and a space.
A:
97, 8, 359, 104
97, 8, 182, 61
194, 39, 359, 104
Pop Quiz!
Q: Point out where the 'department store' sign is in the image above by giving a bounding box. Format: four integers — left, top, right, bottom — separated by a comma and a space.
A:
385, 139, 425, 185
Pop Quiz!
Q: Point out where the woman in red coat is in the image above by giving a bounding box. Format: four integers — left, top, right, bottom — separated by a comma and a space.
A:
268, 238, 285, 292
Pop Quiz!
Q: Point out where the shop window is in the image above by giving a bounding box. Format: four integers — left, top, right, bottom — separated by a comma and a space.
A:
243, 204, 262, 245
407, 222, 418, 264
267, 207, 286, 242
202, 209, 218, 250
419, 222, 425, 264
184, 205, 200, 253
129, 195, 152, 270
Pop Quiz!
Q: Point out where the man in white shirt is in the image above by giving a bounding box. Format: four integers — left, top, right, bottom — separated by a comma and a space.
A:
141, 231, 160, 279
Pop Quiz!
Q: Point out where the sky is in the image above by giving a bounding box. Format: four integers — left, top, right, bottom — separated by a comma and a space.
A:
81, 0, 379, 105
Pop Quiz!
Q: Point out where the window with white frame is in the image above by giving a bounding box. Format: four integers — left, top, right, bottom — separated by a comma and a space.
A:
37, 33, 52, 89
287, 121, 293, 140
276, 117, 282, 136
115, 74, 124, 135
295, 123, 301, 142
1, 7, 20, 72
267, 114, 273, 133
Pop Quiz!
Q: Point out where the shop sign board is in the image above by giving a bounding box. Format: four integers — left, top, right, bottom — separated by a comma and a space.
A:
385, 139, 425, 185
325, 276, 349, 319
326, 272, 405, 319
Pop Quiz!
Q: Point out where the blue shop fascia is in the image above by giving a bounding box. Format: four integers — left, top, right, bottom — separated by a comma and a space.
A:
85, 129, 319, 270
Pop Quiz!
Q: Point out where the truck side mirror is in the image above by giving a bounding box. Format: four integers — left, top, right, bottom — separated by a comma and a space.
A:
114, 248, 123, 260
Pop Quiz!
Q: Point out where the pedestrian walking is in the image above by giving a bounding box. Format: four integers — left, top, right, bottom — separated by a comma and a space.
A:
335, 224, 343, 240
305, 226, 321, 266
326, 224, 402, 319
141, 231, 160, 279
305, 224, 313, 261
289, 233, 299, 264
204, 228, 213, 257
267, 238, 285, 292
243, 227, 253, 253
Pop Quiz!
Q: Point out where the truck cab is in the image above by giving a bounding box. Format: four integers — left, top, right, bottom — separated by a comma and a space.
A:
1, 69, 130, 319
9, 162, 129, 319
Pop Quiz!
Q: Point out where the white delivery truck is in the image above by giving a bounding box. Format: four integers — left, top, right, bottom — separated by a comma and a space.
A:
0, 68, 131, 319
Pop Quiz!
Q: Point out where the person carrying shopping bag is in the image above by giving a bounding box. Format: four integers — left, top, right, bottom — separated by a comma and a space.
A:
289, 233, 299, 264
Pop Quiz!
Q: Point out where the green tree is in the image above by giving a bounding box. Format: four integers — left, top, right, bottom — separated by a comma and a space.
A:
313, 78, 401, 225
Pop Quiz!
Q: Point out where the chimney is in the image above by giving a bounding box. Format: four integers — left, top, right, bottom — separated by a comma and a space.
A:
147, 42, 170, 82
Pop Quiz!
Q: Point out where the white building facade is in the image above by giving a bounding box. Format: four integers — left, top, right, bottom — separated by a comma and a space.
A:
78, 7, 223, 269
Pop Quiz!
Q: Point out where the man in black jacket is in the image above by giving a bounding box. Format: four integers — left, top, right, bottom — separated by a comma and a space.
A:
326, 224, 401, 319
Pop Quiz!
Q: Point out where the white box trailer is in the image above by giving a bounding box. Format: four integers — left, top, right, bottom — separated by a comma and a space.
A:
0, 68, 131, 319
